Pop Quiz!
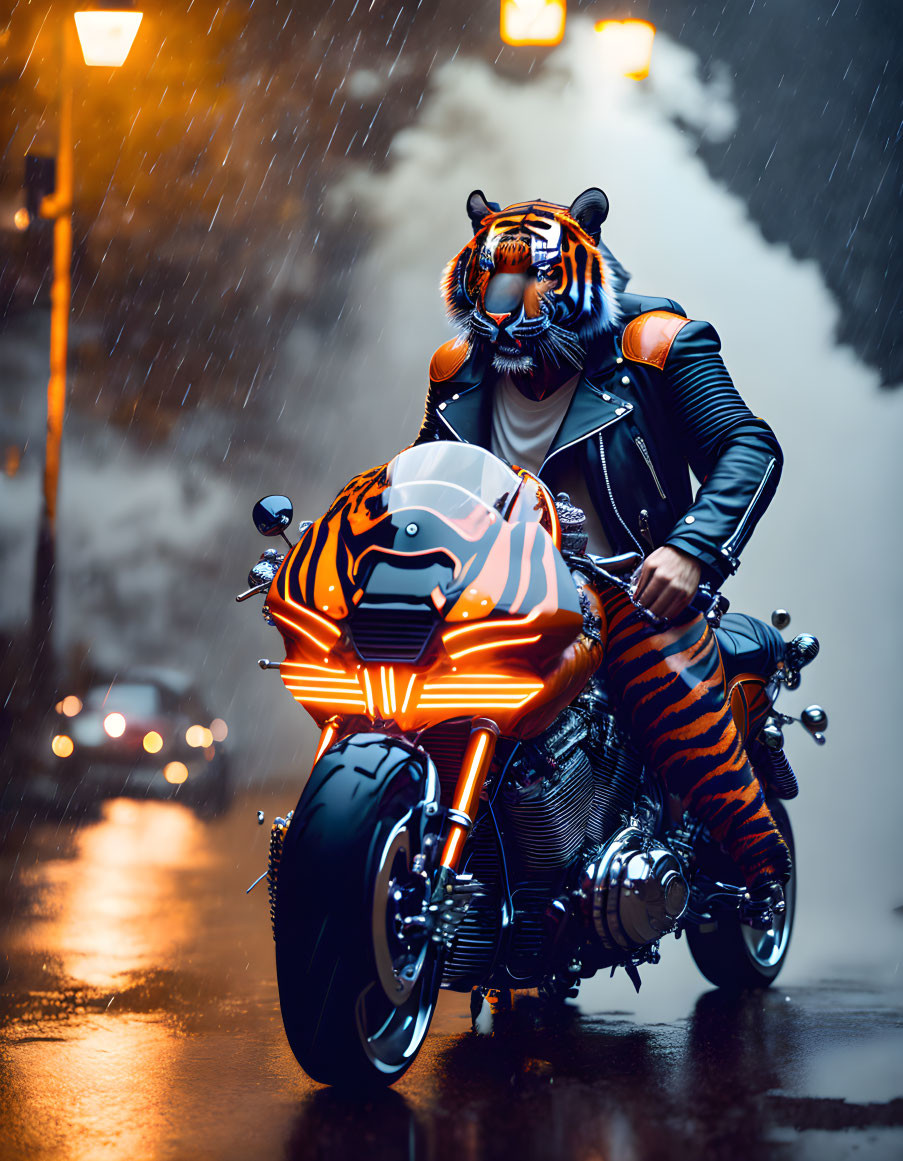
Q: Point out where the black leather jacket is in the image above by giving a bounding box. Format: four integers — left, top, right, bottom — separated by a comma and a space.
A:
415, 292, 783, 588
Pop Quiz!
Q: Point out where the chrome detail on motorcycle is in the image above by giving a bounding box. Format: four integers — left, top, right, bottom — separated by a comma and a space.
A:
780, 632, 820, 690
801, 704, 828, 743
767, 701, 828, 748
426, 872, 484, 948
252, 494, 294, 543
266, 812, 293, 939
501, 729, 593, 875
446, 807, 475, 832
580, 825, 689, 951
584, 710, 644, 846
235, 581, 270, 602
238, 549, 286, 604
741, 873, 795, 966
249, 548, 284, 588
786, 633, 820, 671
442, 822, 503, 988
373, 814, 432, 1004
555, 492, 589, 555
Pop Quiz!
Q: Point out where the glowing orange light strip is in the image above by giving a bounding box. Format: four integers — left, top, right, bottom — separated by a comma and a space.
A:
314, 723, 338, 763
422, 680, 542, 690
362, 669, 375, 717
456, 731, 488, 808
440, 723, 498, 870
442, 609, 541, 648
446, 633, 543, 660
281, 661, 344, 673
442, 827, 465, 867
285, 691, 362, 701
271, 609, 337, 653
401, 674, 417, 714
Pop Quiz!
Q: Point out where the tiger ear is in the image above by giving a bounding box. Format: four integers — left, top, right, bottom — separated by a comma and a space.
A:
568, 187, 610, 242
466, 190, 494, 234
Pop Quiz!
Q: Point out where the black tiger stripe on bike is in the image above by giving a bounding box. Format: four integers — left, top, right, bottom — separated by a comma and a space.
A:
596, 587, 791, 889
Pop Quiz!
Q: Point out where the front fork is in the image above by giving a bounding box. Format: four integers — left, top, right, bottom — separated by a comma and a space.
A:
312, 716, 500, 877
438, 718, 500, 871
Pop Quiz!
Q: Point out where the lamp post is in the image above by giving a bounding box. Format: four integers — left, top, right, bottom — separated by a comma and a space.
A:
29, 5, 143, 703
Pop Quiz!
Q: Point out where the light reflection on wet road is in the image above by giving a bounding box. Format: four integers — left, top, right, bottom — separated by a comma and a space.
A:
2, 795, 901, 1161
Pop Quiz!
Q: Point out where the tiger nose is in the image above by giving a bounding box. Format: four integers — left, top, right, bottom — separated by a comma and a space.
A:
484, 272, 527, 322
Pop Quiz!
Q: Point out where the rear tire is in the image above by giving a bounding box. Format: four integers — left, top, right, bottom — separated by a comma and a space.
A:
687, 799, 796, 989
273, 734, 441, 1087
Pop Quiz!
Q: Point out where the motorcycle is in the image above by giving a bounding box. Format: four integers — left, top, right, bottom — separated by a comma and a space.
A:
238, 440, 825, 1087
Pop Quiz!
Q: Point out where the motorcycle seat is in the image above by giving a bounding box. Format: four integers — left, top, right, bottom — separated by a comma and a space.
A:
714, 612, 785, 683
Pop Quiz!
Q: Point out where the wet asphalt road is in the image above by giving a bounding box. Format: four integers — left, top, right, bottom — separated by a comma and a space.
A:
1, 792, 902, 1161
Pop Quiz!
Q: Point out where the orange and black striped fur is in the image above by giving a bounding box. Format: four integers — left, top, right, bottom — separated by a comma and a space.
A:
442, 190, 626, 376
596, 586, 791, 889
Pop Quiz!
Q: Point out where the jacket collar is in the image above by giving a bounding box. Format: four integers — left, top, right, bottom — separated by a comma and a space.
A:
435, 341, 634, 459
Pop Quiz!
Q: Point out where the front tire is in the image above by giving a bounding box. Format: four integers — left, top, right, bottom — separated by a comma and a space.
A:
273, 734, 442, 1087
687, 798, 796, 989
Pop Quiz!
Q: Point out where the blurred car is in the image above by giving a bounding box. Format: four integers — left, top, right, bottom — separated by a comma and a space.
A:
43, 668, 232, 816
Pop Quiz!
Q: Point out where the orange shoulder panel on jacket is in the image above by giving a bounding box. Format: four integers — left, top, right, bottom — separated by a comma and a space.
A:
429, 339, 469, 382
621, 310, 692, 370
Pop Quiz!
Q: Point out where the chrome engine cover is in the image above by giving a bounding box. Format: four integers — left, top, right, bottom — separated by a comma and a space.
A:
580, 825, 689, 950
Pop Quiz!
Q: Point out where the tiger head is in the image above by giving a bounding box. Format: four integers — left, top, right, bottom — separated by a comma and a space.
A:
442, 188, 624, 376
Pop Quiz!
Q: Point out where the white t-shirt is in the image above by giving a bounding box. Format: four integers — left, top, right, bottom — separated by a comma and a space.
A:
489, 372, 613, 555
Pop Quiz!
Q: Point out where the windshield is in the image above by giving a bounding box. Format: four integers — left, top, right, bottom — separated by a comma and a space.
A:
384, 442, 556, 534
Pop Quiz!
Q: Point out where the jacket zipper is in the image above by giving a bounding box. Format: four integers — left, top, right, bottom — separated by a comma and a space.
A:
721, 456, 777, 557
633, 436, 667, 500
598, 433, 645, 557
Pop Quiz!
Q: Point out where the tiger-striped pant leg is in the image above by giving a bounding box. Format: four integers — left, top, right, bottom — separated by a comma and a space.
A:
597, 588, 791, 889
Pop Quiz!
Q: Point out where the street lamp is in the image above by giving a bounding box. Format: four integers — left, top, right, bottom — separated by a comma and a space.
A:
74, 8, 143, 67
30, 5, 143, 702
500, 0, 566, 48
594, 19, 656, 81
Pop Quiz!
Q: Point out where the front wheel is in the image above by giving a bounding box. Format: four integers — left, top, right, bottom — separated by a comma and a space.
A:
273, 733, 442, 1087
687, 798, 796, 989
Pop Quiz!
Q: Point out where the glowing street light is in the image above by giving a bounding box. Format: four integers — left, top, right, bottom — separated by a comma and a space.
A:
594, 19, 656, 81
500, 0, 566, 47
75, 8, 143, 67
29, 6, 143, 708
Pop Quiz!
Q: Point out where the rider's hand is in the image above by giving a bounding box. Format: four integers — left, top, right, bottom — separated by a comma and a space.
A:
633, 546, 702, 621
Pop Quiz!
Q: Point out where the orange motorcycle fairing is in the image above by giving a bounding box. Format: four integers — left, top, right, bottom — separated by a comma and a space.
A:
264, 443, 597, 738
727, 672, 773, 746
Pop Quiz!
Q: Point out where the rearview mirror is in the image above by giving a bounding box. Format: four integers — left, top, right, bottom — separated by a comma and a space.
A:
252, 495, 293, 538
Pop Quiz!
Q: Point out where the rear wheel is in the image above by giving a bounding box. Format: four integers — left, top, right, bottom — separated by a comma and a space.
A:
273, 734, 442, 1087
687, 798, 796, 989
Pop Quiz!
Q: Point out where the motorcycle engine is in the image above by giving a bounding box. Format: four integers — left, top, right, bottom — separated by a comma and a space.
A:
500, 707, 593, 876
579, 825, 689, 951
